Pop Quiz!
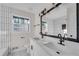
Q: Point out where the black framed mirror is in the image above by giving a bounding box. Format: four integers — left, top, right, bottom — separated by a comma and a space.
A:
40, 3, 79, 43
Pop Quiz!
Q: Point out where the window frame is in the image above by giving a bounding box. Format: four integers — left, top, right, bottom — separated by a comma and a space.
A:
13, 16, 30, 32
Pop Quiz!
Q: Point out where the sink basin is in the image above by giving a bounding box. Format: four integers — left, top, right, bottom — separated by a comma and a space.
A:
44, 42, 62, 54
40, 40, 50, 44
44, 42, 58, 50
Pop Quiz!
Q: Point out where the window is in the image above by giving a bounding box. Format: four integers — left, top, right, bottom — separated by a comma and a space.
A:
62, 24, 67, 34
62, 24, 66, 30
13, 16, 30, 32
42, 21, 48, 34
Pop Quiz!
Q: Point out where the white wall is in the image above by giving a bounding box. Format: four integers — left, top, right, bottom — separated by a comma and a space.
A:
53, 17, 67, 36
46, 19, 54, 35
67, 4, 77, 39
0, 4, 35, 49
34, 11, 41, 38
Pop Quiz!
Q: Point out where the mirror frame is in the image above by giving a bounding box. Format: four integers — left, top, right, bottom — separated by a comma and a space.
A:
40, 3, 79, 43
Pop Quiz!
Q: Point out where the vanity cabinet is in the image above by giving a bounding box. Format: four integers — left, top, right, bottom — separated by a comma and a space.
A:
30, 39, 49, 56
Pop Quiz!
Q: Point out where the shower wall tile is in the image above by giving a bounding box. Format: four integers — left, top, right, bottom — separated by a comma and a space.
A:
0, 5, 12, 48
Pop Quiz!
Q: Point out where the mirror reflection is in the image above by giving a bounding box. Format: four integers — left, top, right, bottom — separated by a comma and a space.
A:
42, 5, 68, 37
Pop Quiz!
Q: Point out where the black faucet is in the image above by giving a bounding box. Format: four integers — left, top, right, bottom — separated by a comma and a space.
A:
58, 33, 65, 46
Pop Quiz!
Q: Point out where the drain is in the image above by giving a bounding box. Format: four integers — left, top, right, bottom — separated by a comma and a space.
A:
56, 51, 60, 54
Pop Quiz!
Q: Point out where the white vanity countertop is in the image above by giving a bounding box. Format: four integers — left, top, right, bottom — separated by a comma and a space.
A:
32, 38, 60, 56
33, 38, 79, 56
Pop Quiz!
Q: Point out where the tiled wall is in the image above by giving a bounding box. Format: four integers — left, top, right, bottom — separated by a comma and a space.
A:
67, 3, 77, 39
0, 5, 12, 48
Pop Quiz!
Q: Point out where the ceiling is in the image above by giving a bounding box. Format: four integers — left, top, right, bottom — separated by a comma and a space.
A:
2, 3, 74, 20
3, 3, 53, 14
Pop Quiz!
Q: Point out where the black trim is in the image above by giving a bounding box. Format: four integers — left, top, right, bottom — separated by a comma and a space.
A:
42, 34, 79, 43
13, 16, 29, 20
40, 16, 42, 34
41, 3, 62, 17
40, 15, 44, 38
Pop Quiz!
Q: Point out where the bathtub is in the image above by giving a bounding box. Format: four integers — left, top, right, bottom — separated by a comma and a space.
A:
0, 48, 9, 56
10, 47, 30, 56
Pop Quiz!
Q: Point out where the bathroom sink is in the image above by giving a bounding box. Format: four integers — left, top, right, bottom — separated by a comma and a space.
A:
44, 42, 57, 50
42, 41, 49, 44
34, 37, 50, 44
40, 40, 49, 44
43, 42, 62, 55
39, 39, 59, 51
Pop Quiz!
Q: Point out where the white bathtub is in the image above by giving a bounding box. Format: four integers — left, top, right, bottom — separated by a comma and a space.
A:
0, 48, 9, 56
10, 47, 30, 56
